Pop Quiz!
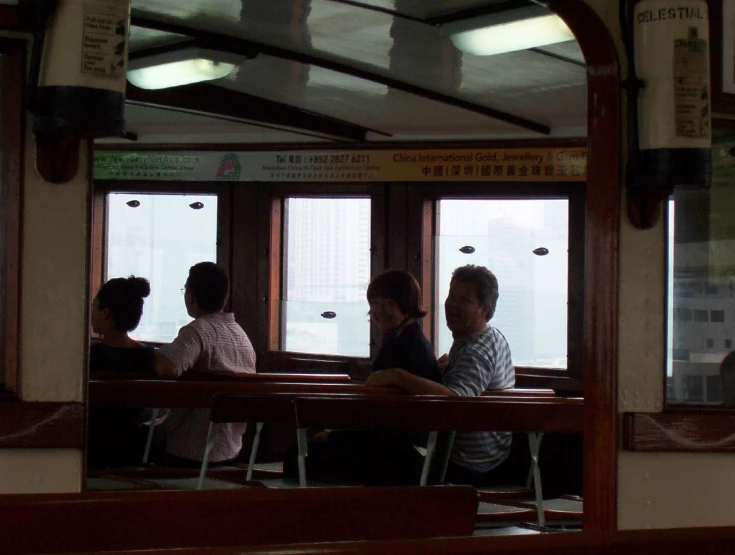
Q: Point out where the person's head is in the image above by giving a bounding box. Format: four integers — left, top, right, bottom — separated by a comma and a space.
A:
92, 276, 150, 335
720, 351, 735, 406
367, 270, 426, 334
184, 262, 229, 317
444, 265, 498, 339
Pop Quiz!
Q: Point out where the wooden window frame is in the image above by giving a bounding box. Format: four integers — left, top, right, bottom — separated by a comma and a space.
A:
0, 38, 25, 397
255, 182, 382, 376
407, 178, 585, 390
91, 180, 233, 341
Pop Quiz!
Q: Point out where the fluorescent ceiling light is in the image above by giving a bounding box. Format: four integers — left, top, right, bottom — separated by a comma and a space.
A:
444, 6, 574, 56
127, 47, 240, 90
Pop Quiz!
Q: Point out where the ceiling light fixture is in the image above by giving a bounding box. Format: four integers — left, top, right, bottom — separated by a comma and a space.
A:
127, 47, 242, 90
443, 5, 575, 56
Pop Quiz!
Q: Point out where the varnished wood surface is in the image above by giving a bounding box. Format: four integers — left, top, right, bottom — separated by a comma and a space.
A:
0, 402, 84, 448
548, 0, 621, 532
623, 411, 735, 452
294, 396, 584, 433
0, 486, 478, 554
91, 371, 352, 383
89, 379, 404, 409
97, 526, 735, 555
0, 38, 24, 395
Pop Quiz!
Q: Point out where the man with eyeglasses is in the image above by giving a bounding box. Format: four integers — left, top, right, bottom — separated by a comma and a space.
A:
153, 261, 256, 467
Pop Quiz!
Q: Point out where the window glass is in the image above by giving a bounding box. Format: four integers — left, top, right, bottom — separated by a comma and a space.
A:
436, 199, 569, 367
105, 193, 218, 342
666, 136, 735, 405
281, 197, 371, 357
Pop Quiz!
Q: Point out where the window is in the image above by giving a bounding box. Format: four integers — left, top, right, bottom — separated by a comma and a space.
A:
435, 199, 569, 368
281, 197, 371, 357
104, 193, 218, 343
666, 133, 735, 404
694, 310, 709, 323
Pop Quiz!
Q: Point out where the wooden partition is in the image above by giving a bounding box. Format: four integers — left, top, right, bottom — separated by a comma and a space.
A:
98, 526, 734, 555
0, 486, 479, 554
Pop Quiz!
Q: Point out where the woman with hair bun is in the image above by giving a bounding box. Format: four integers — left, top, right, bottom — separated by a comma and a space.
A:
90, 276, 155, 373
88, 276, 155, 468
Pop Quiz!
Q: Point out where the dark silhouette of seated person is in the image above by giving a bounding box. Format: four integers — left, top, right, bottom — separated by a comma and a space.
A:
88, 276, 155, 468
285, 270, 441, 485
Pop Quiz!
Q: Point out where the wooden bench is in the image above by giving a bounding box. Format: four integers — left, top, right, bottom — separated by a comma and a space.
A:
200, 391, 403, 487
94, 526, 735, 555
89, 380, 404, 476
0, 486, 478, 554
293, 395, 583, 525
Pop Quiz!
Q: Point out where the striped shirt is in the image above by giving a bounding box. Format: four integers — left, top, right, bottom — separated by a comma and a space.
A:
442, 324, 515, 473
158, 312, 256, 462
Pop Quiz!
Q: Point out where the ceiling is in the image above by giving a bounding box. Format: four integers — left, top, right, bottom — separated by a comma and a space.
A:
102, 0, 588, 146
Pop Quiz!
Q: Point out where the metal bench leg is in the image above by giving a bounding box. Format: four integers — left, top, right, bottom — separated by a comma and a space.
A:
297, 428, 308, 487
438, 431, 456, 484
526, 432, 544, 487
419, 431, 439, 486
528, 432, 545, 527
197, 422, 219, 490
142, 408, 160, 464
246, 422, 264, 482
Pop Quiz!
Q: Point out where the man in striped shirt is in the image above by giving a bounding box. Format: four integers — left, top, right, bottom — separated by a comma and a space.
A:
366, 264, 515, 486
154, 262, 256, 467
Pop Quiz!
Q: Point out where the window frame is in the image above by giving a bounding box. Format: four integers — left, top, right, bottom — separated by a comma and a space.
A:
256, 182, 383, 375
407, 180, 585, 386
91, 181, 233, 344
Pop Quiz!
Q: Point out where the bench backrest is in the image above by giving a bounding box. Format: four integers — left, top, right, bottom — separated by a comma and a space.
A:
293, 396, 584, 433
89, 380, 404, 408
0, 486, 478, 554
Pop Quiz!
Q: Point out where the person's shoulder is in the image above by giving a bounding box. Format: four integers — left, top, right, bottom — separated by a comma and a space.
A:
462, 326, 509, 358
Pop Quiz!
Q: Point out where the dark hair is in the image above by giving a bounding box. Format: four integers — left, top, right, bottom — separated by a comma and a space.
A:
451, 265, 499, 321
366, 270, 427, 319
186, 262, 229, 312
95, 276, 150, 332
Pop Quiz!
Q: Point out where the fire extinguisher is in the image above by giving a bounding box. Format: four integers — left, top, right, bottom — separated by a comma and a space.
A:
625, 0, 711, 228
30, 0, 131, 138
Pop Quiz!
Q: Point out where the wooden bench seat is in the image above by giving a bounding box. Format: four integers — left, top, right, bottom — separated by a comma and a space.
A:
0, 486, 479, 554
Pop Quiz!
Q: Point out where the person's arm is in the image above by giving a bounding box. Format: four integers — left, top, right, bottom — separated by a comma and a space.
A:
365, 368, 458, 396
154, 326, 203, 379
154, 351, 178, 379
